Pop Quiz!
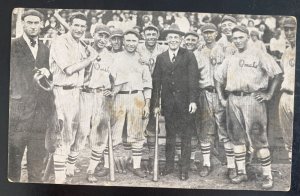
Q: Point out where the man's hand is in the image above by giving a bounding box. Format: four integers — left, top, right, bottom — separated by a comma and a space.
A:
189, 102, 197, 114
103, 89, 113, 97
38, 68, 51, 78
220, 98, 227, 107
253, 92, 272, 103
143, 105, 150, 119
154, 107, 161, 116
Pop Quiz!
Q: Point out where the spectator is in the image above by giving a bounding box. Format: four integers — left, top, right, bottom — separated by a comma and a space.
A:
89, 16, 98, 35
174, 12, 190, 33
249, 30, 267, 53
269, 28, 286, 59
120, 10, 137, 31
106, 13, 122, 29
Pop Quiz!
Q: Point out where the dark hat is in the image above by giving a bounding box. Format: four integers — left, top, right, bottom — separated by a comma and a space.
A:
124, 29, 140, 39
232, 25, 249, 35
68, 12, 87, 22
143, 24, 159, 33
184, 31, 199, 38
163, 23, 185, 37
250, 30, 259, 37
94, 24, 111, 36
21, 9, 44, 21
221, 15, 237, 24
110, 28, 124, 38
283, 17, 297, 28
201, 23, 217, 33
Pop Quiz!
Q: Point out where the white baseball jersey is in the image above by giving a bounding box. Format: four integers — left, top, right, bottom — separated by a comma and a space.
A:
281, 46, 296, 92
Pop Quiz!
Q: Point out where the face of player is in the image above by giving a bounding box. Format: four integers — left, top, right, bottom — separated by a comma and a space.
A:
184, 34, 199, 51
144, 29, 159, 47
123, 33, 139, 53
202, 31, 217, 45
166, 33, 182, 51
232, 31, 249, 51
221, 21, 236, 37
284, 26, 296, 46
94, 32, 109, 50
22, 15, 43, 38
69, 18, 87, 40
111, 36, 123, 51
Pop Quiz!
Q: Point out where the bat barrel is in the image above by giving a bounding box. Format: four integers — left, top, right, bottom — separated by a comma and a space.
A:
152, 114, 159, 182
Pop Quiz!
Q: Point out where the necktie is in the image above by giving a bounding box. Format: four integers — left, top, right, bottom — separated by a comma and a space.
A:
29, 38, 36, 47
172, 53, 176, 63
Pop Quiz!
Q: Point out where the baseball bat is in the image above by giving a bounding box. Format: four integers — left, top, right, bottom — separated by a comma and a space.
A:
107, 118, 115, 181
153, 113, 159, 182
42, 153, 53, 182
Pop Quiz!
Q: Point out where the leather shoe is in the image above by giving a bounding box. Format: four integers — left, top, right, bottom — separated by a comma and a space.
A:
261, 176, 273, 190
179, 170, 189, 181
160, 167, 174, 176
231, 173, 248, 184
96, 168, 109, 177
228, 168, 237, 180
199, 166, 211, 177
86, 172, 98, 183
133, 168, 147, 178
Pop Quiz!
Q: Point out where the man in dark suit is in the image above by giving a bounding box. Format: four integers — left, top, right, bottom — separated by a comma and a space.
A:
152, 24, 199, 180
9, 9, 51, 182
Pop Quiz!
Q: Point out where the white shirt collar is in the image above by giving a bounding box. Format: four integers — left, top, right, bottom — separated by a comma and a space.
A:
23, 33, 38, 48
168, 48, 179, 61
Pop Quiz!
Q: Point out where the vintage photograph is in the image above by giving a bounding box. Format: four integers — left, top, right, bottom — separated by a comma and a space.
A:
8, 8, 296, 191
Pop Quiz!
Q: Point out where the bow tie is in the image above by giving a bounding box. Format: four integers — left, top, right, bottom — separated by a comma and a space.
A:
29, 38, 37, 47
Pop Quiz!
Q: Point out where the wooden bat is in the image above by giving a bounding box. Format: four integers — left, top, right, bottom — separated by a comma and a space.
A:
153, 113, 159, 182
107, 118, 115, 181
42, 153, 53, 182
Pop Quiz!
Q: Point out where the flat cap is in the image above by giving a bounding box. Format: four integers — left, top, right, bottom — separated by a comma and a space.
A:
232, 25, 249, 35
94, 24, 111, 35
143, 24, 159, 33
221, 15, 237, 24
21, 9, 44, 21
68, 12, 87, 22
110, 28, 124, 38
185, 31, 199, 38
124, 29, 140, 39
201, 23, 218, 33
283, 17, 297, 28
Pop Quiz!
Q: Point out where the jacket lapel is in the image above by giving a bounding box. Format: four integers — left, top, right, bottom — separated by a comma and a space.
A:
18, 37, 36, 62
171, 47, 184, 71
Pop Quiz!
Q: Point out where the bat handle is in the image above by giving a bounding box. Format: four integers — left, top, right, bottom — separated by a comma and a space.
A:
107, 119, 115, 181
153, 113, 159, 182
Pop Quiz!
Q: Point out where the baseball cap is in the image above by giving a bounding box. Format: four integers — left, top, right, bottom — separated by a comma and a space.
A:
21, 9, 44, 21
185, 31, 199, 38
221, 15, 237, 24
232, 25, 249, 35
201, 23, 218, 33
124, 29, 140, 39
110, 28, 124, 38
283, 17, 297, 28
68, 12, 87, 22
94, 24, 111, 36
143, 24, 159, 33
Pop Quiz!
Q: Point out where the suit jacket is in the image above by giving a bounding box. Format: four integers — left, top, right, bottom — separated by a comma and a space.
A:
152, 47, 199, 115
10, 36, 51, 123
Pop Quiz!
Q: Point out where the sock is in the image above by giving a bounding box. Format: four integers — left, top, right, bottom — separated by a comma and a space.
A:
258, 148, 272, 178
234, 144, 246, 174
175, 137, 181, 159
123, 142, 132, 159
224, 141, 235, 169
201, 142, 211, 167
87, 150, 102, 173
53, 154, 66, 183
132, 148, 142, 169
103, 147, 109, 168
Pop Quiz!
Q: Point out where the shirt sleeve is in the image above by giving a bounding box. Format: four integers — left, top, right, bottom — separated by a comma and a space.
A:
142, 65, 152, 99
214, 58, 228, 84
259, 51, 282, 78
50, 36, 73, 71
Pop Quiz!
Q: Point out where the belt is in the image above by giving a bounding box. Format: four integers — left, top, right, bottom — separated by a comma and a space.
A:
118, 90, 139, 94
204, 86, 216, 93
81, 87, 105, 93
282, 89, 294, 95
54, 85, 78, 90
231, 91, 252, 96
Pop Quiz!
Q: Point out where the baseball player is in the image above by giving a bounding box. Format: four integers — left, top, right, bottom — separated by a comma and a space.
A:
217, 15, 237, 56
9, 9, 50, 183
99, 29, 152, 178
110, 28, 124, 53
194, 23, 236, 178
49, 12, 98, 184
137, 24, 167, 173
278, 17, 296, 163
174, 31, 200, 171
214, 25, 282, 189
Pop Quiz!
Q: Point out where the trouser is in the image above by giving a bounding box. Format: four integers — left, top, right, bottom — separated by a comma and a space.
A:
8, 98, 47, 182
278, 92, 294, 161
52, 87, 80, 182
164, 104, 194, 171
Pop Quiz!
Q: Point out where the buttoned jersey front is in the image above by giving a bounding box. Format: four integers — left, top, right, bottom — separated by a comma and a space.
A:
281, 46, 296, 92
112, 51, 152, 99
214, 47, 282, 92
84, 48, 114, 89
49, 32, 87, 87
